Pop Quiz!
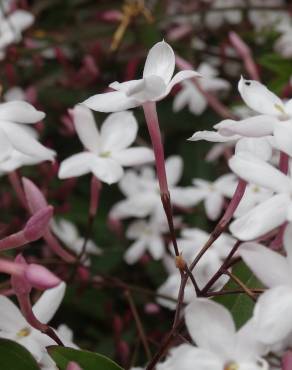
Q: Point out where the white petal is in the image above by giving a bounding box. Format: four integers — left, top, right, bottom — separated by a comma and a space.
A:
229, 194, 289, 240
9, 10, 34, 32
0, 296, 26, 332
238, 77, 285, 116
166, 156, 183, 186
189, 130, 239, 142
100, 111, 137, 152
1, 122, 55, 160
148, 236, 165, 260
82, 91, 139, 113
283, 223, 292, 271
124, 239, 146, 264
204, 193, 224, 220
72, 105, 100, 153
118, 170, 141, 196
253, 286, 292, 344
173, 88, 191, 112
215, 115, 277, 137
143, 41, 175, 85
273, 121, 292, 157
0, 129, 12, 161
229, 152, 291, 193
90, 157, 123, 184
0, 101, 45, 123
33, 282, 66, 324
58, 152, 93, 178
185, 298, 236, 355
113, 147, 154, 166
240, 243, 291, 288
165, 70, 201, 96
235, 137, 273, 161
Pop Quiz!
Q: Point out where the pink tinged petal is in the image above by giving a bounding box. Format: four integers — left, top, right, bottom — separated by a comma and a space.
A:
282, 351, 292, 370
66, 362, 83, 370
215, 115, 277, 137
25, 264, 61, 290
112, 147, 154, 166
1, 122, 55, 160
82, 91, 139, 113
229, 194, 289, 240
0, 129, 12, 161
166, 156, 183, 186
253, 286, 292, 344
185, 298, 236, 355
100, 111, 137, 152
204, 193, 224, 220
188, 130, 239, 142
58, 152, 94, 179
235, 137, 273, 161
0, 296, 27, 332
239, 242, 291, 288
90, 157, 123, 184
238, 76, 285, 116
0, 101, 45, 123
124, 239, 146, 264
71, 105, 100, 153
23, 206, 53, 242
22, 177, 48, 213
32, 282, 66, 324
273, 121, 292, 157
143, 41, 175, 85
229, 152, 291, 193
164, 70, 201, 97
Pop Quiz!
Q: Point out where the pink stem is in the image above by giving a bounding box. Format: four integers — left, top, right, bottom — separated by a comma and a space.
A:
0, 259, 25, 276
90, 176, 102, 218
8, 171, 28, 210
175, 55, 236, 119
0, 231, 27, 251
279, 151, 289, 174
44, 230, 75, 263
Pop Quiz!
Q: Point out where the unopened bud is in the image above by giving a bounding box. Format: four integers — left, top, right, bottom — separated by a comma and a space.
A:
24, 206, 53, 241
22, 177, 48, 213
25, 264, 61, 290
66, 362, 83, 370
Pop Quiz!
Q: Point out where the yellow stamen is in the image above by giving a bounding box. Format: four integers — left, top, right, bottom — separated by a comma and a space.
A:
17, 327, 30, 337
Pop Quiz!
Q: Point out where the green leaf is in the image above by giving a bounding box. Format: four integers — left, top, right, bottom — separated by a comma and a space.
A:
47, 346, 123, 370
0, 339, 40, 370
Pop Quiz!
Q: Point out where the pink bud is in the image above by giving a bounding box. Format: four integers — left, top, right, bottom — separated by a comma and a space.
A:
22, 177, 48, 213
25, 264, 61, 290
66, 362, 83, 370
24, 206, 53, 241
282, 351, 292, 370
11, 255, 31, 295
144, 303, 160, 315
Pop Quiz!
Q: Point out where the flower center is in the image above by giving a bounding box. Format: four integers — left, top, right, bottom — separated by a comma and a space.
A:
100, 151, 111, 158
224, 362, 239, 370
17, 327, 31, 337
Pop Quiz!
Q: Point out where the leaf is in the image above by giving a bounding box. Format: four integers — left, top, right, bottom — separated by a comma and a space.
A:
47, 346, 123, 370
0, 339, 40, 370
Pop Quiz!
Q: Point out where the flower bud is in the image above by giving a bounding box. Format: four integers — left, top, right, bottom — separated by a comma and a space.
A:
25, 264, 61, 290
22, 177, 48, 213
66, 362, 83, 370
24, 206, 53, 241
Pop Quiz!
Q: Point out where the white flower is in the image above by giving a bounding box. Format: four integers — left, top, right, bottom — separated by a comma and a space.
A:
124, 216, 169, 264
51, 218, 101, 265
239, 228, 292, 346
157, 298, 268, 370
110, 156, 196, 219
204, 0, 244, 30
82, 41, 200, 113
191, 174, 237, 220
0, 4, 34, 59
0, 101, 55, 162
58, 105, 154, 185
228, 152, 291, 240
0, 283, 66, 362
173, 63, 230, 115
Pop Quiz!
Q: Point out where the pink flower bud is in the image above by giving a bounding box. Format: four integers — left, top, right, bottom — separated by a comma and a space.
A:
24, 206, 53, 242
66, 362, 83, 370
282, 351, 292, 370
144, 303, 160, 315
22, 177, 48, 213
11, 255, 31, 295
25, 264, 61, 290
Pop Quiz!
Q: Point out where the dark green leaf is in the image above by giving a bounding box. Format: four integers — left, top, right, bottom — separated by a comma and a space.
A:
0, 339, 40, 370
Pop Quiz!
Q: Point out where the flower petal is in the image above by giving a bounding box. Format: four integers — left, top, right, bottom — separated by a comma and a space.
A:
33, 282, 66, 324
82, 91, 139, 113
0, 296, 26, 332
143, 41, 175, 85
165, 70, 201, 96
229, 194, 289, 240
100, 111, 137, 152
58, 152, 93, 178
71, 105, 100, 153
229, 152, 291, 193
112, 147, 154, 166
185, 298, 236, 355
235, 137, 273, 161
253, 286, 292, 344
240, 242, 291, 288
0, 101, 45, 123
124, 239, 146, 264
273, 121, 292, 157
204, 193, 224, 220
149, 236, 165, 260
0, 129, 12, 161
166, 156, 183, 186
90, 157, 123, 184
238, 76, 285, 116
189, 130, 239, 142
